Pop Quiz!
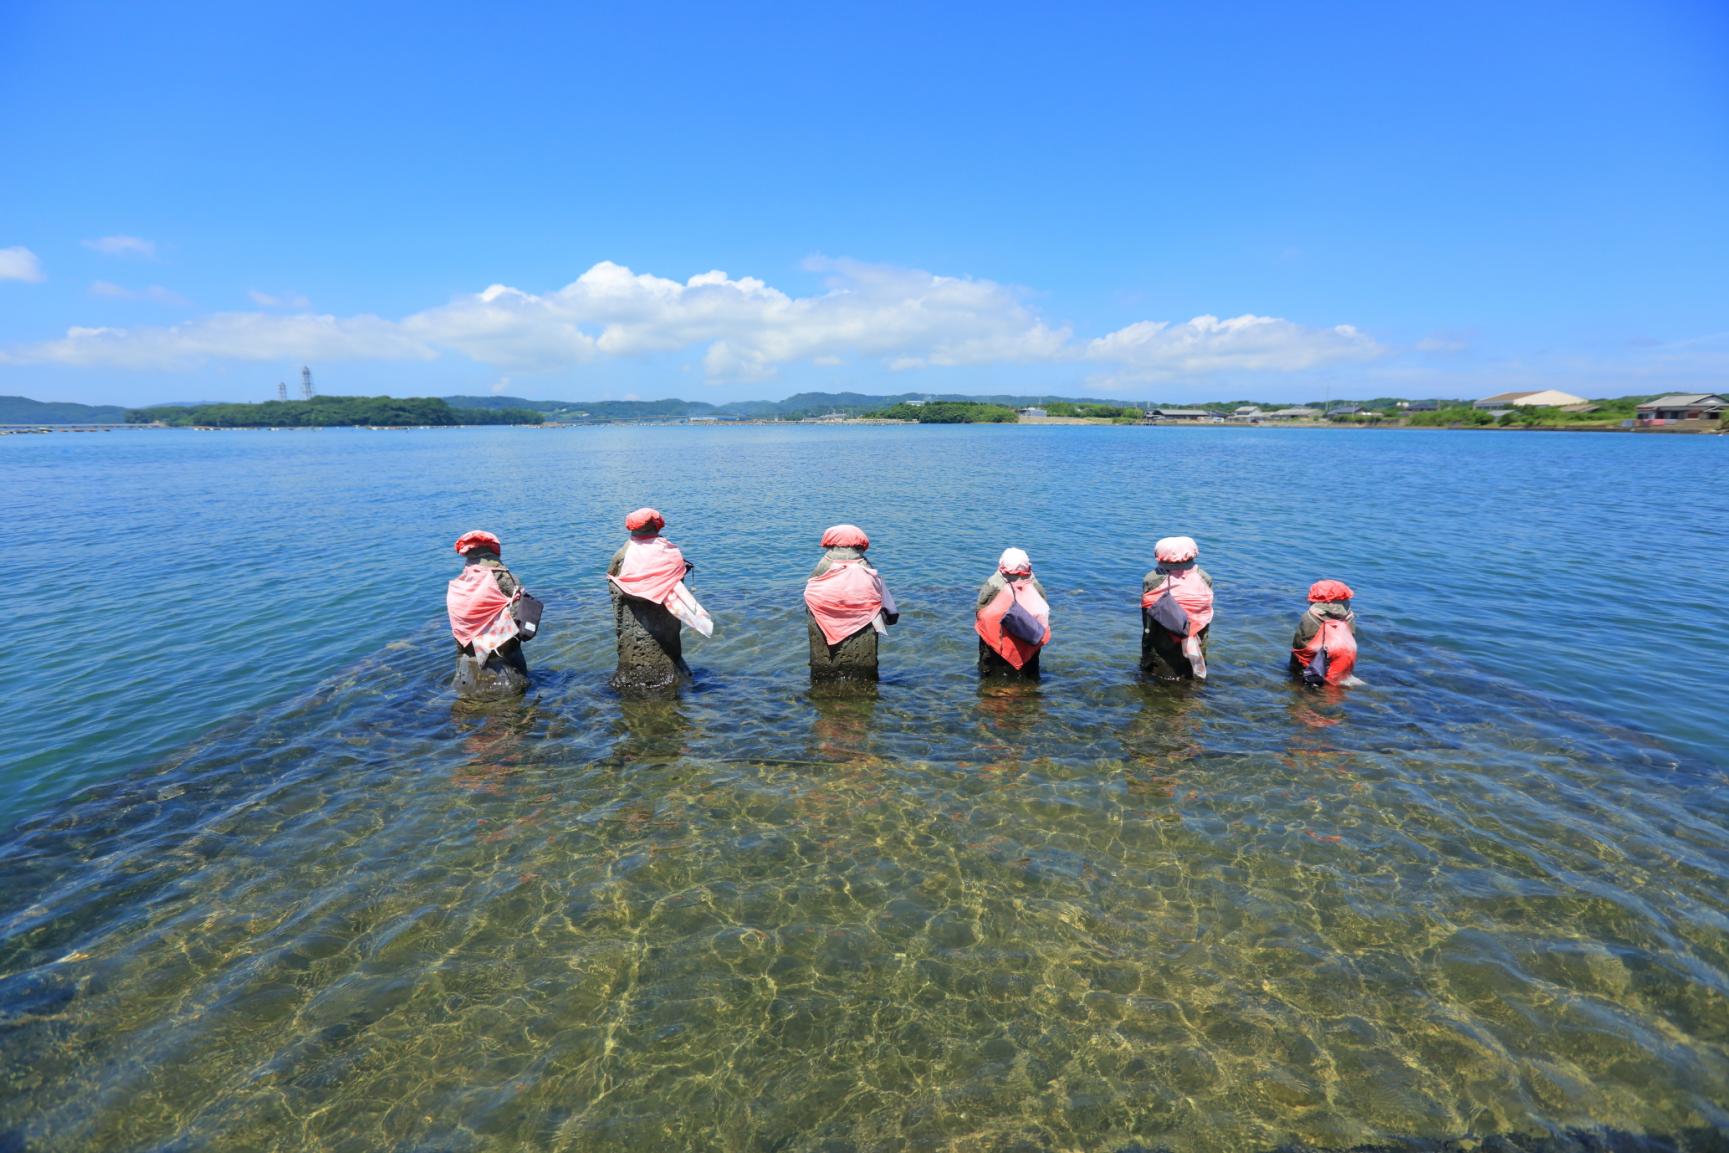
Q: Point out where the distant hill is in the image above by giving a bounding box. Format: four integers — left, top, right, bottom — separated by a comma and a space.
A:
0, 395, 129, 424
9, 389, 1576, 430
442, 391, 1143, 421
444, 395, 718, 420
441, 394, 584, 413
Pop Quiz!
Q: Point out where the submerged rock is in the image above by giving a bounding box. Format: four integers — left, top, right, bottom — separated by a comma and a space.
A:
453, 641, 529, 699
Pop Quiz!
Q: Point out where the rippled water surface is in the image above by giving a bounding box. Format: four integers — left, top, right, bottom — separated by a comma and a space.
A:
2, 425, 1726, 1152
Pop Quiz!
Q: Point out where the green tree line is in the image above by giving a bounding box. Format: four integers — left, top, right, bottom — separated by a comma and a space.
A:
867, 401, 1019, 423
128, 396, 544, 428
1043, 401, 1143, 420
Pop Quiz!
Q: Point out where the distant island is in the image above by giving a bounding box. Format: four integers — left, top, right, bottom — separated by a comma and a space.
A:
439, 390, 1710, 431
0, 395, 129, 424
127, 396, 544, 428
4, 389, 1720, 432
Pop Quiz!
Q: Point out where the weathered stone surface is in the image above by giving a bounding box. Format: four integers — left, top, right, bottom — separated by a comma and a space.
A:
1140, 612, 1207, 681
808, 612, 879, 682
453, 641, 530, 699
612, 587, 690, 692
978, 638, 1040, 679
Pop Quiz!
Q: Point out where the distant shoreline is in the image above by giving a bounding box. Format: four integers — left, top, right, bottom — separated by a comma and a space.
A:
5, 419, 1718, 436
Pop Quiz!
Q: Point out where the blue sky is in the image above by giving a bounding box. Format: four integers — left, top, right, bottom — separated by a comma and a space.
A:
2, 1, 1725, 405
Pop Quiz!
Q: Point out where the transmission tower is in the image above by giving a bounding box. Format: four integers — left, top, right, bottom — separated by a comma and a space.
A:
277, 381, 288, 402
301, 366, 315, 399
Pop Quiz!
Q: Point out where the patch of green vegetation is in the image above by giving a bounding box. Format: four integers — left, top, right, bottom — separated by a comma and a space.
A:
128, 396, 543, 428
1043, 401, 1142, 419
1497, 397, 1644, 427
867, 401, 1019, 423
1408, 405, 1495, 427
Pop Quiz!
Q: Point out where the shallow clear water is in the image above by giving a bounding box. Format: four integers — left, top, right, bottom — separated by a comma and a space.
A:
2, 425, 1726, 1152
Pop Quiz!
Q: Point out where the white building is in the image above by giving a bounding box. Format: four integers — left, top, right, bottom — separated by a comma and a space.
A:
1474, 389, 1589, 410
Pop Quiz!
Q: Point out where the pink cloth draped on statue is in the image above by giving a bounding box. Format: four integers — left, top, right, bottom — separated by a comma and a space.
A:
805, 560, 894, 645
1141, 566, 1213, 679
608, 536, 688, 605
1141, 568, 1213, 635
447, 566, 520, 662
976, 579, 1051, 669
1295, 611, 1358, 685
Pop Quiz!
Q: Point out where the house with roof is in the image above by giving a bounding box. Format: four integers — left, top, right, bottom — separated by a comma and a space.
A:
1264, 406, 1322, 420
1473, 389, 1588, 410
1146, 408, 1208, 421
1636, 394, 1726, 423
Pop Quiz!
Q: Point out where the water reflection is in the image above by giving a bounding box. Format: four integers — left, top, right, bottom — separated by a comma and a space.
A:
969, 677, 1046, 775
607, 690, 694, 766
804, 683, 877, 763
450, 695, 541, 791
1283, 674, 1351, 735
1121, 681, 1208, 762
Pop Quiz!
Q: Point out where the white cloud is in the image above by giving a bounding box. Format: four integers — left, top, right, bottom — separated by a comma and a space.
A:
0, 246, 44, 283
1085, 315, 1381, 379
90, 281, 190, 306
0, 258, 1377, 382
489, 375, 512, 396
249, 289, 312, 309
83, 236, 157, 259
1637, 330, 1729, 372
1415, 335, 1468, 353
389, 259, 1073, 381
1, 312, 432, 369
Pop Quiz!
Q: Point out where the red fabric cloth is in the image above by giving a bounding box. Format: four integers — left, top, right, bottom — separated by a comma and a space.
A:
1308, 579, 1354, 603
1141, 568, 1214, 635
454, 530, 502, 556
805, 560, 889, 644
447, 566, 519, 658
608, 535, 687, 605
1294, 611, 1358, 684
625, 507, 666, 534
820, 524, 870, 550
976, 579, 1050, 669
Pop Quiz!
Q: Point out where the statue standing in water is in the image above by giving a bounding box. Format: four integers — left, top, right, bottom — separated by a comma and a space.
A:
804, 524, 897, 682
975, 547, 1050, 678
1291, 579, 1359, 686
447, 530, 533, 698
1140, 535, 1214, 681
607, 507, 710, 692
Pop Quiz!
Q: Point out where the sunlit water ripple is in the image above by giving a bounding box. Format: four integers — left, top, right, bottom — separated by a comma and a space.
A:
2, 425, 1725, 1152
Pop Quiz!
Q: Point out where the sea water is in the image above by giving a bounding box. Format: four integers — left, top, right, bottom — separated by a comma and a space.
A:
1, 424, 1725, 1151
